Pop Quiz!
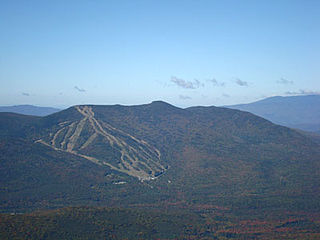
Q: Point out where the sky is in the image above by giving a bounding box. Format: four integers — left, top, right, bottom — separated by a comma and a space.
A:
1, 0, 319, 108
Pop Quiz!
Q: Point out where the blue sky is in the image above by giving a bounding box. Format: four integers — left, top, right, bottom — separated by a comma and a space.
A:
1, 0, 319, 108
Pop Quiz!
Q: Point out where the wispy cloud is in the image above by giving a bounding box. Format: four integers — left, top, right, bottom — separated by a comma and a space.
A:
22, 92, 30, 96
277, 78, 293, 84
171, 76, 203, 89
207, 78, 225, 87
179, 95, 192, 100
222, 93, 230, 98
285, 89, 320, 95
156, 80, 169, 88
74, 86, 86, 92
235, 78, 248, 87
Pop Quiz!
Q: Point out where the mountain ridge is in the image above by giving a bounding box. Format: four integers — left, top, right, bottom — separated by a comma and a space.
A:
1, 101, 320, 214
0, 105, 61, 117
226, 94, 320, 133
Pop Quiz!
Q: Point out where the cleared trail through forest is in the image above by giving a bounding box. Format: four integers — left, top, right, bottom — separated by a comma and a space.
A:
36, 106, 166, 180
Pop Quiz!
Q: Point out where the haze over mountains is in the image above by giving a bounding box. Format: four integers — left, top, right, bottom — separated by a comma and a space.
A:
0, 105, 61, 117
226, 95, 320, 133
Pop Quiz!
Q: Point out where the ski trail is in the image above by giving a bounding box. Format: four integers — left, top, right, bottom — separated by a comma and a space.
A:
80, 132, 98, 150
66, 117, 87, 152
36, 105, 166, 180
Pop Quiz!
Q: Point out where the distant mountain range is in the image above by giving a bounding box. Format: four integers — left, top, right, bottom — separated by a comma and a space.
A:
226, 95, 320, 133
0, 105, 61, 116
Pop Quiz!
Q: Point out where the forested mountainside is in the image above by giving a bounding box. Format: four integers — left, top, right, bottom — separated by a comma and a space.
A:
1, 101, 320, 212
1, 101, 320, 238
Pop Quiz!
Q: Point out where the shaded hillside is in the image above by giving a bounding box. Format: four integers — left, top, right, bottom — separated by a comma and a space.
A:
0, 112, 41, 137
1, 101, 320, 214
0, 105, 61, 116
226, 95, 320, 133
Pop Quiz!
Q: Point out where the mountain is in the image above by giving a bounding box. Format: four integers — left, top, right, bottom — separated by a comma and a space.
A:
2, 101, 320, 238
226, 95, 320, 133
1, 101, 320, 217
0, 105, 61, 116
